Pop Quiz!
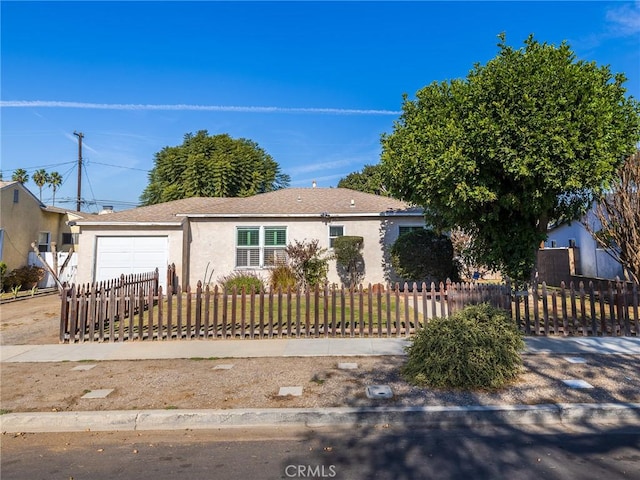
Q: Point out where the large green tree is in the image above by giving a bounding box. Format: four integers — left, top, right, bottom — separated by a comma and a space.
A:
140, 131, 290, 205
381, 34, 640, 284
337, 164, 390, 196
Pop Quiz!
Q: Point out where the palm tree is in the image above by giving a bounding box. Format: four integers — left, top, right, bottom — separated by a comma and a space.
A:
48, 171, 63, 206
32, 169, 50, 201
11, 168, 29, 184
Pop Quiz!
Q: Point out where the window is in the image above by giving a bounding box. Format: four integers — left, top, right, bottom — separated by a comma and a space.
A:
264, 227, 287, 266
236, 228, 260, 268
13, 189, 19, 203
568, 239, 577, 248
38, 232, 50, 253
329, 225, 344, 248
550, 240, 557, 248
398, 226, 424, 237
236, 226, 287, 268
62, 233, 79, 245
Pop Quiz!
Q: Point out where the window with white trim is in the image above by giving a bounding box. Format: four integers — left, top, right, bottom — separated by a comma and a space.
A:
38, 232, 50, 253
236, 226, 287, 268
398, 225, 424, 237
329, 225, 344, 248
264, 227, 287, 266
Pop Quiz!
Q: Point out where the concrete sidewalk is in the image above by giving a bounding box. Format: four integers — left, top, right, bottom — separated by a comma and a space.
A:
2, 336, 640, 363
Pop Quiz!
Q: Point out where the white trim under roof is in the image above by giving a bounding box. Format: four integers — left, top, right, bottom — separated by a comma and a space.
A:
74, 221, 184, 227
177, 211, 424, 219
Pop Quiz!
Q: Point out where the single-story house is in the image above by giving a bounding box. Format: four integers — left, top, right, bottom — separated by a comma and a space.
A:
74, 187, 426, 290
0, 181, 86, 273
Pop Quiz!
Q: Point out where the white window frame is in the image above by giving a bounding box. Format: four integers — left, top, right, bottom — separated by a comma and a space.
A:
38, 231, 51, 253
329, 225, 344, 249
236, 226, 287, 269
398, 225, 425, 237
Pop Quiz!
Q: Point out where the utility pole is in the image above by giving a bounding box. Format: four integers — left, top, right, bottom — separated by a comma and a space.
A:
73, 131, 83, 212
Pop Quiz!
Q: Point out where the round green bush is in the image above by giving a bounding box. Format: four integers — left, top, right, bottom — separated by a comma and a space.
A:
218, 271, 265, 293
403, 303, 524, 390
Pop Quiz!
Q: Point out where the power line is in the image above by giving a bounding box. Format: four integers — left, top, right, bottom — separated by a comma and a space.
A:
87, 161, 149, 172
0, 161, 76, 176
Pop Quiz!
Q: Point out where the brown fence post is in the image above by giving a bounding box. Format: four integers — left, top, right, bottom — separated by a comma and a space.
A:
560, 282, 569, 336
608, 281, 616, 336
166, 284, 173, 340
147, 281, 154, 340
186, 284, 193, 339
633, 283, 639, 337
579, 281, 587, 336
532, 283, 540, 335
617, 280, 629, 336
60, 285, 70, 343
157, 286, 164, 340
541, 282, 549, 336
195, 281, 203, 338
589, 282, 597, 336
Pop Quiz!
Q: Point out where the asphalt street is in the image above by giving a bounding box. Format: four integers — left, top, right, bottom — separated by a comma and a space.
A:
2, 424, 639, 480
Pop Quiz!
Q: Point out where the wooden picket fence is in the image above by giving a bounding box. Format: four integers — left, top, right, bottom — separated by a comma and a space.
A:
59, 277, 509, 343
515, 280, 639, 337
59, 272, 639, 343
59, 269, 159, 342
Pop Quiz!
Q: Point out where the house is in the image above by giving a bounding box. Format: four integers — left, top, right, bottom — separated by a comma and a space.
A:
74, 188, 426, 289
540, 209, 625, 284
0, 181, 85, 276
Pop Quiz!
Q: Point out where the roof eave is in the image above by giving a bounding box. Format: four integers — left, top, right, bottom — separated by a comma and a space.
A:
177, 211, 424, 219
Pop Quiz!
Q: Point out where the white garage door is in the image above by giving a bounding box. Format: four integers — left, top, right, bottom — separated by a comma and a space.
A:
95, 236, 168, 290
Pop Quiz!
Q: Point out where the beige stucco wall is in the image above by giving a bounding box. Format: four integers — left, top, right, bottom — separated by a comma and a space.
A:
75, 224, 184, 286
0, 185, 73, 271
187, 215, 425, 288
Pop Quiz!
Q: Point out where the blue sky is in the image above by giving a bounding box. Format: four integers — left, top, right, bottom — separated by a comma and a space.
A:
2, 1, 639, 212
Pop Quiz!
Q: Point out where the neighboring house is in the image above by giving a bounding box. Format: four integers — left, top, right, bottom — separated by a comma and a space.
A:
74, 188, 425, 289
542, 210, 625, 281
0, 181, 86, 274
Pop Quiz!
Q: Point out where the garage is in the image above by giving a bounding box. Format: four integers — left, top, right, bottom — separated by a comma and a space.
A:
94, 236, 168, 289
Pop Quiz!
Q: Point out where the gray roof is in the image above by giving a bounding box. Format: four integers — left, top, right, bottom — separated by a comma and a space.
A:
77, 188, 422, 225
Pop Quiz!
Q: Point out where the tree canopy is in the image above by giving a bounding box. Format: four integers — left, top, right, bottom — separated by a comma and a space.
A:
381, 34, 640, 284
140, 131, 290, 205
391, 229, 460, 283
11, 169, 28, 184
337, 164, 390, 196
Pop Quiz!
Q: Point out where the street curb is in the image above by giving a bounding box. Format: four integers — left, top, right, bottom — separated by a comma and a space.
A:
2, 403, 639, 433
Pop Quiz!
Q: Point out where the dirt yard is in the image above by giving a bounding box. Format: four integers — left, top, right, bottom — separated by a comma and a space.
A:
1, 295, 639, 413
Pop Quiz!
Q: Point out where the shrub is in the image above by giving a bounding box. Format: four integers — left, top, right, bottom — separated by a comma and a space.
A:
218, 271, 264, 293
0, 261, 6, 291
403, 303, 524, 390
391, 229, 460, 283
269, 262, 297, 292
3, 265, 45, 291
285, 239, 329, 289
333, 236, 364, 288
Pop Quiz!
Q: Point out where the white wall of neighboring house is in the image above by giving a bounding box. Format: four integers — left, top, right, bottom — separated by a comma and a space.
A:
545, 217, 624, 280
